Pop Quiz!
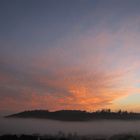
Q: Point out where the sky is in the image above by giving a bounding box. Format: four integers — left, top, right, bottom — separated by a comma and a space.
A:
1, 0, 140, 114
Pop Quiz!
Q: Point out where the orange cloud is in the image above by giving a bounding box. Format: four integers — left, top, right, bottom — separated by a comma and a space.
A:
1, 18, 140, 113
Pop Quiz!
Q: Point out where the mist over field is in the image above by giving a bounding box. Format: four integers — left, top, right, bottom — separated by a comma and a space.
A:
0, 118, 140, 136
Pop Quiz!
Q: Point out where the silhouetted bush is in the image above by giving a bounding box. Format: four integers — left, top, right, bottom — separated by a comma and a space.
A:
0, 135, 18, 140
19, 135, 38, 140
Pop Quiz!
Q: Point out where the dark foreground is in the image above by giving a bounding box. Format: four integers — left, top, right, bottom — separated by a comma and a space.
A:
0, 134, 139, 140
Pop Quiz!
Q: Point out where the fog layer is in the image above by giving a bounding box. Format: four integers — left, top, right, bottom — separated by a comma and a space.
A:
0, 118, 140, 136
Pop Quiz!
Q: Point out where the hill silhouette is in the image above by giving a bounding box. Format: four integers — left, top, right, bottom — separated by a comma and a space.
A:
6, 109, 140, 121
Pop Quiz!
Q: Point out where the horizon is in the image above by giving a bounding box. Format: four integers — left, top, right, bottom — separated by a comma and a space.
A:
1, 0, 140, 114
8, 108, 140, 114
2, 108, 140, 117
